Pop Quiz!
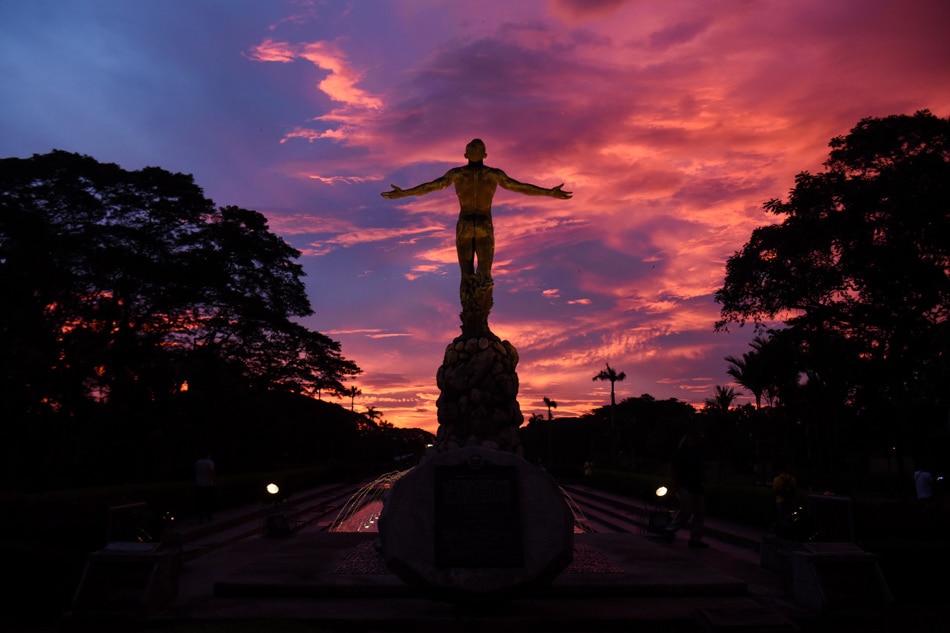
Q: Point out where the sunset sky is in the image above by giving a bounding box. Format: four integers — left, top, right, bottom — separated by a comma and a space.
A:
3, 1, 950, 433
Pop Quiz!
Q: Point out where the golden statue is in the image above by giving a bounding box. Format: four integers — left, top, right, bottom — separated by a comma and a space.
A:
381, 138, 572, 282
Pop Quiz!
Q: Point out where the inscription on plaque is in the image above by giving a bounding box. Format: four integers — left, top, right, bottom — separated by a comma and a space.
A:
434, 462, 523, 568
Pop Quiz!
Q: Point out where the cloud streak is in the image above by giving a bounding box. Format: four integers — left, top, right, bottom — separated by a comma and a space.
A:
247, 37, 383, 144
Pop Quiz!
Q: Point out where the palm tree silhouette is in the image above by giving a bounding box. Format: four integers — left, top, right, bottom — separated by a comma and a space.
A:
704, 385, 742, 415
345, 385, 361, 411
704, 385, 742, 482
543, 396, 557, 420
593, 363, 626, 426
593, 363, 626, 464
725, 335, 770, 409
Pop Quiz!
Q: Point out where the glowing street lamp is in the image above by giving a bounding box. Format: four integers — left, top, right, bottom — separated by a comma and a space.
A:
648, 485, 672, 533
264, 482, 292, 537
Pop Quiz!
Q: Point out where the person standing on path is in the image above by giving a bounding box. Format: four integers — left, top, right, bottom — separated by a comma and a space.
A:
663, 429, 708, 548
195, 451, 216, 521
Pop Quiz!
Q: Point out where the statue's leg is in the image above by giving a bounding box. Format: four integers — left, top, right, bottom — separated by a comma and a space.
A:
456, 220, 476, 277
474, 225, 495, 281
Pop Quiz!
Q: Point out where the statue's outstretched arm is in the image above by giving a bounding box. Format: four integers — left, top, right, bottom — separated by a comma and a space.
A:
497, 172, 572, 199
381, 173, 453, 199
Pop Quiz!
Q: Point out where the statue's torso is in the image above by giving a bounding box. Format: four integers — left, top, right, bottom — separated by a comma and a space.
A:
453, 164, 499, 215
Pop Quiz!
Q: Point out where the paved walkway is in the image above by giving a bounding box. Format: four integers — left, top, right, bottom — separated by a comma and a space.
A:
66, 482, 917, 631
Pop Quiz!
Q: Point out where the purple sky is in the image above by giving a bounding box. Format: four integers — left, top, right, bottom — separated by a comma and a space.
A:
3, 0, 950, 433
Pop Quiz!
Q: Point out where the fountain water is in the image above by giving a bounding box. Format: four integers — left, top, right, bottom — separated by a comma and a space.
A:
327, 470, 408, 532
559, 485, 595, 533
327, 468, 592, 534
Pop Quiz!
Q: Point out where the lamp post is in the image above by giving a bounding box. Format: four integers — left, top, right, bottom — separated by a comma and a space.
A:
648, 485, 672, 533
264, 482, 292, 537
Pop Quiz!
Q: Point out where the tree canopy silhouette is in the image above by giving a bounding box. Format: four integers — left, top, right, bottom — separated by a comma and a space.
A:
715, 111, 950, 454
0, 150, 360, 428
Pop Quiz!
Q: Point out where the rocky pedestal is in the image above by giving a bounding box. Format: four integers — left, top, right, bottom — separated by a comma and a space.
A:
434, 332, 523, 454
377, 446, 574, 598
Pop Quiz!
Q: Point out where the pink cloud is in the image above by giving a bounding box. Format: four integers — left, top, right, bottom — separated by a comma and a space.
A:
248, 37, 384, 145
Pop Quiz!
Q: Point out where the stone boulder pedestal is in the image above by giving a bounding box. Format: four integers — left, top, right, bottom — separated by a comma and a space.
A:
377, 446, 574, 599
434, 333, 524, 454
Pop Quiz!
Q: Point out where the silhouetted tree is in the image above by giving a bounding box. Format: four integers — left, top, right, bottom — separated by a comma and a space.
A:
725, 337, 769, 409
593, 363, 626, 409
704, 385, 742, 415
593, 363, 626, 432
0, 150, 363, 485
702, 385, 743, 481
0, 151, 360, 417
584, 394, 696, 470
345, 385, 362, 412
716, 110, 950, 476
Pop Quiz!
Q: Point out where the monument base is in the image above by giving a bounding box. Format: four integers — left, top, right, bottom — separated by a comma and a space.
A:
377, 446, 574, 599
435, 334, 523, 454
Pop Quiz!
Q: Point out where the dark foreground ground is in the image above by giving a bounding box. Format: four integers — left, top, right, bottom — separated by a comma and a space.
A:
3, 482, 947, 632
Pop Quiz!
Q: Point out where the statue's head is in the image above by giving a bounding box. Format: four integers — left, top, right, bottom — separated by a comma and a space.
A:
465, 138, 487, 162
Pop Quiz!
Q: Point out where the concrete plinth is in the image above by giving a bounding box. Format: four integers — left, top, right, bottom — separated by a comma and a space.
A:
377, 446, 574, 598
70, 544, 180, 619
787, 543, 892, 613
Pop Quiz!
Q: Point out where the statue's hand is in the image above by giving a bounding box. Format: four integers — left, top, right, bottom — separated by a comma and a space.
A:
551, 184, 572, 199
381, 185, 403, 199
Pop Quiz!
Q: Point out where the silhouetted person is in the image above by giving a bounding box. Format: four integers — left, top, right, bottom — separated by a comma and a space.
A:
195, 451, 216, 521
381, 138, 572, 281
663, 429, 708, 548
914, 466, 935, 501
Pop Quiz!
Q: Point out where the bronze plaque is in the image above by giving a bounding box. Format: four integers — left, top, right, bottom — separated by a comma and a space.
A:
434, 462, 523, 568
